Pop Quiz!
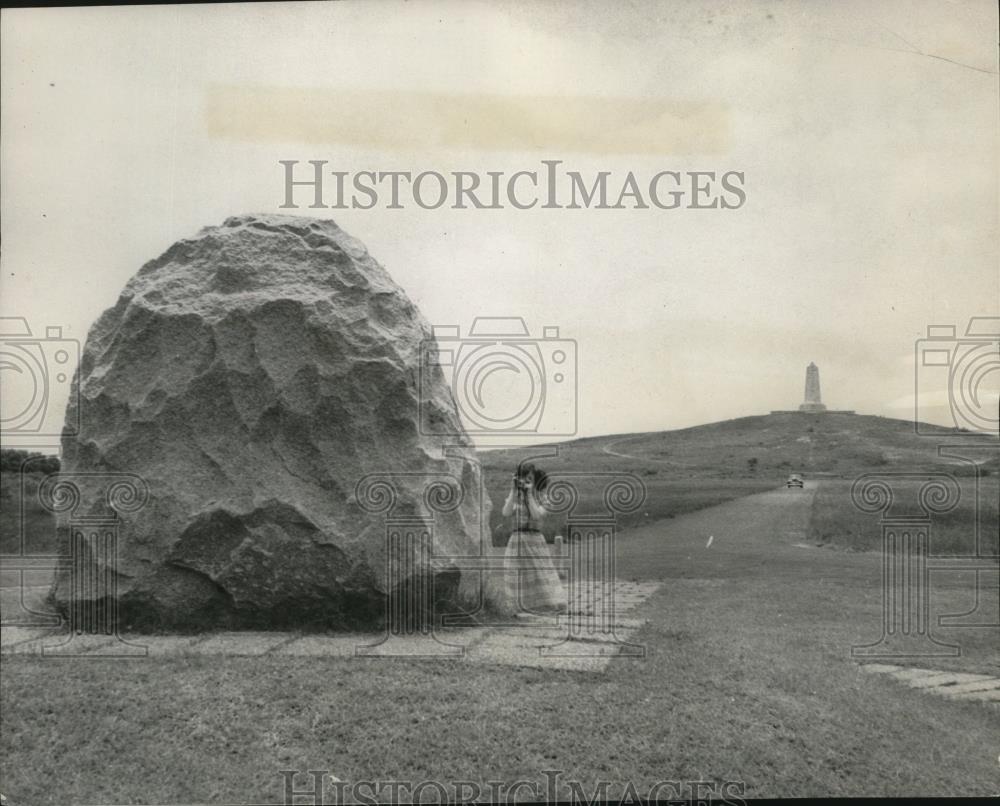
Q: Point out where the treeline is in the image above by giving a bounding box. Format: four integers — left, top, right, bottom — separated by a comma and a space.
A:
0, 449, 61, 475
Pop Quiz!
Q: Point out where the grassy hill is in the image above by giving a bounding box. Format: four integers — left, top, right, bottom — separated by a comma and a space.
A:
485, 412, 987, 478
479, 412, 996, 544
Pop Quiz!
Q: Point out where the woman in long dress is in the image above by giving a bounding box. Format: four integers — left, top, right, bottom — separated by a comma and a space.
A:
502, 463, 566, 614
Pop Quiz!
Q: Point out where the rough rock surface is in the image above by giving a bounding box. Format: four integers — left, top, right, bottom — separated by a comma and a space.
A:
53, 214, 494, 630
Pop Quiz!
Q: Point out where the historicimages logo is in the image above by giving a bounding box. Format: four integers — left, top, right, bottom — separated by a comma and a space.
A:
278, 770, 747, 805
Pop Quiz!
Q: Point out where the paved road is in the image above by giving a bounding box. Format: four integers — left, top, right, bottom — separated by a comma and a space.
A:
615, 481, 878, 583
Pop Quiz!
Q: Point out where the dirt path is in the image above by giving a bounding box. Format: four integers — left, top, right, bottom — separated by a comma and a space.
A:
601, 434, 645, 460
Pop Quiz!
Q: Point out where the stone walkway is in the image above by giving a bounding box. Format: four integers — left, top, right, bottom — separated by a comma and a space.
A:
860, 663, 1000, 706
0, 581, 660, 673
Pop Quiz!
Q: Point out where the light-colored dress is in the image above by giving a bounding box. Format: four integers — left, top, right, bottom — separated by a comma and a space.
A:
502, 489, 566, 613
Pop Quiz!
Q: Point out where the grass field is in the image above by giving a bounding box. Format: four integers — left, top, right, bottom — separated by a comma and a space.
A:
2, 575, 997, 803
3, 483, 998, 803
479, 412, 988, 543
2, 417, 997, 802
807, 476, 1000, 555
0, 472, 57, 557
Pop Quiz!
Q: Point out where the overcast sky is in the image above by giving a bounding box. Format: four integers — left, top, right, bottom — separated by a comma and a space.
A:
2, 0, 997, 448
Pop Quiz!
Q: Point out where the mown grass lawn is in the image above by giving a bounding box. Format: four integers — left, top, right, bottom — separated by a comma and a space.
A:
2, 570, 998, 804
3, 478, 998, 804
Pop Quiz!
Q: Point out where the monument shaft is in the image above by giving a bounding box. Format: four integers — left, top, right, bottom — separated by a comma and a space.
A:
799, 362, 827, 413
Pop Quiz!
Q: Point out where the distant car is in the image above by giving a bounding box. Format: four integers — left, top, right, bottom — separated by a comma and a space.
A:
786, 474, 804, 489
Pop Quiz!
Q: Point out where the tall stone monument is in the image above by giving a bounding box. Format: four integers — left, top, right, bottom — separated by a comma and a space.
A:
799, 362, 827, 413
